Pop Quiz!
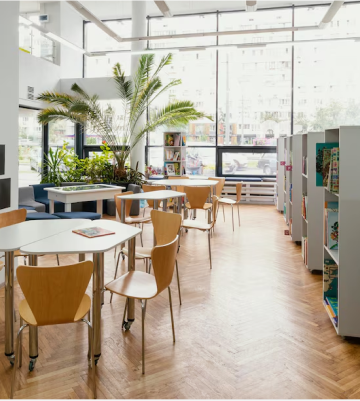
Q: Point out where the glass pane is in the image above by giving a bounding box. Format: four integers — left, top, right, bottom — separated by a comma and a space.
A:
49, 120, 75, 150
85, 20, 132, 52
149, 14, 217, 48
148, 147, 164, 174
222, 152, 277, 176
149, 51, 216, 146
19, 108, 42, 186
85, 53, 131, 78
186, 147, 216, 177
219, 9, 292, 45
218, 47, 291, 146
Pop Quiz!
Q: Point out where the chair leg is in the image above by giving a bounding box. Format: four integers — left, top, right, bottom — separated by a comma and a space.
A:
82, 318, 96, 399
175, 260, 182, 305
231, 205, 234, 232
145, 258, 149, 274
140, 231, 143, 247
148, 259, 152, 275
222, 204, 225, 222
208, 230, 212, 270
122, 298, 128, 325
237, 203, 240, 226
11, 323, 28, 399
19, 317, 23, 367
56, 254, 60, 266
110, 253, 121, 303
168, 287, 176, 343
114, 246, 117, 259
141, 300, 146, 374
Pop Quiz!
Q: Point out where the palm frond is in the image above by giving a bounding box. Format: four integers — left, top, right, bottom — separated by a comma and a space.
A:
36, 91, 75, 107
37, 108, 86, 125
70, 83, 92, 101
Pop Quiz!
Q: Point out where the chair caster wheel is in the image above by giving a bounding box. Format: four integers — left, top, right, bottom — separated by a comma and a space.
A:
29, 359, 36, 372
185, 229, 188, 233
7, 355, 15, 366
95, 359, 99, 366
9, 360, 14, 366
122, 321, 132, 331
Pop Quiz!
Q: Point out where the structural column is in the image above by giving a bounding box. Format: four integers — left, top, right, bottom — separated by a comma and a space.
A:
130, 1, 147, 174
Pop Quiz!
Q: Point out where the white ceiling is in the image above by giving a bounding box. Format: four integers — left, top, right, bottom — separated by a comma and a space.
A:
20, 0, 341, 19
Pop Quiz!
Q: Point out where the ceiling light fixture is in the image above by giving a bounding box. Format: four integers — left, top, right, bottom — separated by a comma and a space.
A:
154, 1, 173, 18
67, 1, 122, 42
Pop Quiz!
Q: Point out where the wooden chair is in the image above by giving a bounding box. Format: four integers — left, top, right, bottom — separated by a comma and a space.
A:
0, 209, 60, 266
11, 261, 96, 399
105, 237, 179, 375
112, 210, 183, 304
184, 186, 212, 222
218, 183, 242, 231
115, 191, 151, 247
142, 184, 166, 216
208, 177, 225, 198
181, 196, 218, 269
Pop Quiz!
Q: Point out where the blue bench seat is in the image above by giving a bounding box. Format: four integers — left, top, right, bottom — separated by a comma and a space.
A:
26, 213, 61, 221
53, 212, 101, 220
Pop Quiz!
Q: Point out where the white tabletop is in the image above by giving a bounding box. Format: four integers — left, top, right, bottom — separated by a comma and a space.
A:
155, 179, 216, 187
20, 220, 141, 255
117, 190, 185, 200
0, 219, 88, 252
45, 184, 124, 195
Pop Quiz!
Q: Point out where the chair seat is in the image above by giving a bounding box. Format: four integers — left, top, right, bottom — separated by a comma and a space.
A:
125, 216, 151, 224
105, 271, 157, 300
19, 294, 91, 326
53, 212, 101, 220
185, 202, 212, 210
122, 247, 152, 259
182, 219, 212, 231
26, 212, 60, 221
219, 197, 236, 205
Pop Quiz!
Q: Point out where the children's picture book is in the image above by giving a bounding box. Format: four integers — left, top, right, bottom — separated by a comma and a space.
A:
173, 151, 180, 161
166, 163, 175, 175
73, 227, 115, 238
165, 149, 174, 160
182, 136, 186, 146
173, 134, 181, 146
327, 209, 339, 250
174, 162, 180, 175
165, 134, 174, 146
324, 259, 338, 298
329, 147, 340, 193
315, 143, 339, 186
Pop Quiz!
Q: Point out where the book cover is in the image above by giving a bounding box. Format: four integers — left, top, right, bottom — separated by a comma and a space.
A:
72, 227, 115, 238
326, 297, 338, 317
182, 136, 186, 146
173, 134, 181, 146
174, 162, 180, 175
330, 147, 339, 193
327, 210, 339, 250
316, 143, 339, 186
165, 134, 174, 146
323, 148, 332, 187
165, 163, 175, 175
324, 259, 338, 298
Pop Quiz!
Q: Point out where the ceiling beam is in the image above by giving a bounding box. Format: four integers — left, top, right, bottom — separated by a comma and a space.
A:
319, 1, 344, 28
154, 1, 172, 18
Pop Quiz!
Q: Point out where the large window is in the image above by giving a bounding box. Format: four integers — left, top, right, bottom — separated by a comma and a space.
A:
19, 108, 43, 187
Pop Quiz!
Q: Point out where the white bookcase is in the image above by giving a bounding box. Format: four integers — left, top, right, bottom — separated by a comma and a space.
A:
276, 137, 285, 212
301, 132, 324, 272
322, 126, 360, 337
284, 137, 290, 224
163, 132, 186, 176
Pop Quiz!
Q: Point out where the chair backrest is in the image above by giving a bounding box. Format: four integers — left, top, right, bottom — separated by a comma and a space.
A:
31, 183, 55, 200
170, 175, 189, 193
208, 177, 225, 197
115, 191, 133, 220
0, 209, 26, 229
236, 183, 242, 203
19, 186, 35, 204
211, 195, 219, 228
142, 185, 166, 208
151, 237, 179, 294
184, 186, 210, 209
151, 209, 181, 246
17, 261, 93, 326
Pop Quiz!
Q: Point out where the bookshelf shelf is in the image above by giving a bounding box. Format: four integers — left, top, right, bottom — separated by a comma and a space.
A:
325, 187, 339, 197
322, 126, 360, 337
163, 133, 186, 176
302, 174, 308, 178
302, 216, 308, 224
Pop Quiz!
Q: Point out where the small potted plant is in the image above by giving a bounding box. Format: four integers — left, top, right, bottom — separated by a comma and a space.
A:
145, 165, 158, 180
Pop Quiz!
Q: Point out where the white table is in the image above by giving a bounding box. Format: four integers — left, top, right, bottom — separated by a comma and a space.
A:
45, 184, 125, 216
20, 219, 141, 366
0, 219, 88, 365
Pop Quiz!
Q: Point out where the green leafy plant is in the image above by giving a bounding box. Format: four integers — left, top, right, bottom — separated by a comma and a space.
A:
41, 147, 66, 186
37, 53, 212, 181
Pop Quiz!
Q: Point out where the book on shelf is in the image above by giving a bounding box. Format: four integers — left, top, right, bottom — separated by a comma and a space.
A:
302, 156, 308, 175
315, 142, 339, 187
302, 194, 308, 220
326, 297, 338, 318
289, 183, 293, 202
324, 202, 339, 250
165, 162, 180, 176
302, 236, 308, 266
323, 299, 338, 326
328, 147, 339, 194
173, 134, 181, 146
182, 136, 186, 146
72, 227, 115, 238
324, 258, 338, 298
173, 151, 180, 161
165, 149, 174, 160
165, 133, 174, 146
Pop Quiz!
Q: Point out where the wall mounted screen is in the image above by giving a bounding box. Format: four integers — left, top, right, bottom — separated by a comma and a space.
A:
0, 178, 11, 210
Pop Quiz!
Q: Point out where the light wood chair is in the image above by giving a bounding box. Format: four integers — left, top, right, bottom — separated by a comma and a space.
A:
105, 237, 179, 375
208, 177, 226, 198
184, 186, 212, 222
113, 210, 183, 304
218, 183, 242, 231
182, 196, 219, 269
11, 261, 96, 399
142, 184, 166, 216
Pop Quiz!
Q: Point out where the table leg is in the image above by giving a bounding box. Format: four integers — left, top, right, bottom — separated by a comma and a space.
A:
49, 200, 54, 214
125, 237, 136, 330
65, 203, 71, 212
153, 200, 158, 246
4, 251, 15, 364
92, 252, 104, 362
28, 255, 38, 371
79, 253, 85, 262
120, 200, 125, 252
163, 199, 167, 212
96, 200, 103, 217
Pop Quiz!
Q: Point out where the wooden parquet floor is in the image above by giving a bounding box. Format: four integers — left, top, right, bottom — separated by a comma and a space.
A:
1, 204, 360, 399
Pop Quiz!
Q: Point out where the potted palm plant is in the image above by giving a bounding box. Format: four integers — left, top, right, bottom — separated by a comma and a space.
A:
37, 53, 212, 183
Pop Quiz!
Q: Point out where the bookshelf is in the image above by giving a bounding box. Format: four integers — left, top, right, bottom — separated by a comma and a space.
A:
284, 137, 290, 224
301, 132, 324, 272
163, 132, 186, 176
276, 137, 285, 212
322, 126, 360, 337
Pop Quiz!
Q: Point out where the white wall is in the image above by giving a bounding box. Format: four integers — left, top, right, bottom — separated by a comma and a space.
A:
19, 50, 61, 108
0, 1, 20, 285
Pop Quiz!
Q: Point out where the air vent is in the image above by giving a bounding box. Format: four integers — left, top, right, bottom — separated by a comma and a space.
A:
27, 86, 34, 100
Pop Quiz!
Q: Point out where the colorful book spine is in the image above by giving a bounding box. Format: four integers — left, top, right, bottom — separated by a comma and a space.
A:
330, 147, 339, 193
324, 259, 338, 298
